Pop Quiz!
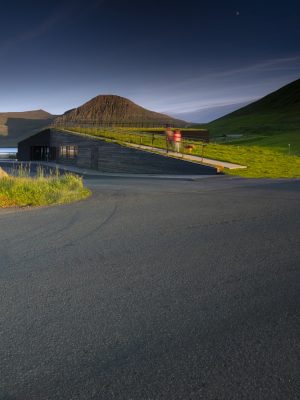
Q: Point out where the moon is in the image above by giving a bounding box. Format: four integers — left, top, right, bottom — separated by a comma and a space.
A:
236, 11, 240, 16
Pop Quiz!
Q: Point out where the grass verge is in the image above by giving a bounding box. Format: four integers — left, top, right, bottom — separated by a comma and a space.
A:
0, 170, 91, 207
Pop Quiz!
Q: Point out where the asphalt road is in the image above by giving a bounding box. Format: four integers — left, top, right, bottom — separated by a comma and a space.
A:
1, 175, 300, 400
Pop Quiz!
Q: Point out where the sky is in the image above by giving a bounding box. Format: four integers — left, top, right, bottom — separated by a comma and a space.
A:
0, 0, 299, 122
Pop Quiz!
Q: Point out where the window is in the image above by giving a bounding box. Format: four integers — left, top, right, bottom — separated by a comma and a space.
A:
60, 145, 78, 159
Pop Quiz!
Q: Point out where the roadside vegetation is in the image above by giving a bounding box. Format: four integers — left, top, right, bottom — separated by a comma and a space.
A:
61, 127, 300, 179
0, 165, 90, 208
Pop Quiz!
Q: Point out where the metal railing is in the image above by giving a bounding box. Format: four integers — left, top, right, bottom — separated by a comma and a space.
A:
130, 133, 208, 160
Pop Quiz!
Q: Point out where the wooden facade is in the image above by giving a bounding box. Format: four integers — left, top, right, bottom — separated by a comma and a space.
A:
18, 128, 154, 171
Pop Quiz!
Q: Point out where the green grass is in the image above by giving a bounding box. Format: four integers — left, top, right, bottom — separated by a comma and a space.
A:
0, 167, 91, 207
223, 131, 300, 154
64, 126, 205, 144
59, 127, 300, 179
208, 131, 300, 177
207, 79, 300, 137
202, 143, 300, 178
207, 112, 300, 137
199, 79, 300, 177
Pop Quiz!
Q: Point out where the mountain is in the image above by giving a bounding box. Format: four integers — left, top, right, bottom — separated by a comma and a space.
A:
208, 79, 300, 136
0, 110, 56, 147
55, 95, 186, 127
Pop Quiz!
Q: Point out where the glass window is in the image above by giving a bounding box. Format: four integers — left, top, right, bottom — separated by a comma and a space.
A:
60, 145, 78, 159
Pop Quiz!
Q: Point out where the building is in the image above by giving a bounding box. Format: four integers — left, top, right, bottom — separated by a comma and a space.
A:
18, 128, 216, 175
18, 129, 103, 169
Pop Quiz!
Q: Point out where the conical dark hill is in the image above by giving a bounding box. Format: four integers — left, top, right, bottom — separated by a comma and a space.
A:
55, 95, 186, 127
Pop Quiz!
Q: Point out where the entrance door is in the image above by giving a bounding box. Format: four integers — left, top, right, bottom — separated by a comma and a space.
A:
30, 146, 57, 161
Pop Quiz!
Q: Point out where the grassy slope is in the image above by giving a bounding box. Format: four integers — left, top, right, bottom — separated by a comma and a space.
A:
203, 142, 300, 178
192, 131, 300, 178
196, 78, 299, 177
223, 131, 300, 154
208, 78, 300, 136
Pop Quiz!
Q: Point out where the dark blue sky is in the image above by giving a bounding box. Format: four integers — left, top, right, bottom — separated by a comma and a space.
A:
1, 0, 300, 121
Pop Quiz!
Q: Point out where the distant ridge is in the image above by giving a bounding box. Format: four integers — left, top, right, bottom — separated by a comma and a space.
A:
208, 78, 300, 135
55, 95, 186, 127
0, 109, 53, 120
0, 109, 56, 146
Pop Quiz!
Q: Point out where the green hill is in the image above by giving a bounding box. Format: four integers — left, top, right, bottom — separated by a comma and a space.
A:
199, 79, 300, 178
208, 78, 300, 136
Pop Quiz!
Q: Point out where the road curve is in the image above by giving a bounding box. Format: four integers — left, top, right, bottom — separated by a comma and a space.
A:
0, 176, 300, 399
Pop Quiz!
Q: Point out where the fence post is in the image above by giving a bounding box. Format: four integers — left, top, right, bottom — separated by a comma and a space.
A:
201, 142, 206, 162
